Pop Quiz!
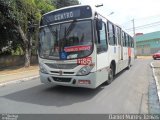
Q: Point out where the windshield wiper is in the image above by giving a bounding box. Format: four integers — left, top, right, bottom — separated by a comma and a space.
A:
65, 19, 77, 37
42, 17, 58, 37
58, 20, 77, 51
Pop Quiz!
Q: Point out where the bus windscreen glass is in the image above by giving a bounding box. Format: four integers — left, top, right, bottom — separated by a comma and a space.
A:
39, 20, 93, 60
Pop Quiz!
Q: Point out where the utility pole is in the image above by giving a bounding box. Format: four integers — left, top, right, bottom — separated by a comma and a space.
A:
132, 19, 137, 58
132, 19, 136, 36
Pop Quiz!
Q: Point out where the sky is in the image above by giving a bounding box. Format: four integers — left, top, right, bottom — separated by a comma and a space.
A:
79, 0, 160, 36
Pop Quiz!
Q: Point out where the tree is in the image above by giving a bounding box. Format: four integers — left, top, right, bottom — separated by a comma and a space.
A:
0, 0, 80, 67
0, 0, 37, 67
34, 0, 55, 14
51, 0, 80, 9
0, 1, 20, 56
0, 0, 54, 67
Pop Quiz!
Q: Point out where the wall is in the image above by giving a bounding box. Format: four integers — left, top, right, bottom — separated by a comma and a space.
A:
136, 39, 160, 55
0, 55, 38, 69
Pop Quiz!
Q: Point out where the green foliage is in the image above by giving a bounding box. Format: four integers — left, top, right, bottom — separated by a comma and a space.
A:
35, 0, 55, 15
0, 19, 21, 55
52, 0, 80, 9
0, 0, 56, 55
11, 46, 24, 55
0, 0, 80, 56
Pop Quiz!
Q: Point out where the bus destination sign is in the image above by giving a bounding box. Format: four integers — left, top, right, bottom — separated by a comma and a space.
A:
54, 10, 79, 21
41, 5, 92, 26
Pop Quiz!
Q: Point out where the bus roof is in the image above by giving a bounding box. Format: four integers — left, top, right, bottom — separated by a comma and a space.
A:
41, 5, 95, 26
43, 5, 94, 16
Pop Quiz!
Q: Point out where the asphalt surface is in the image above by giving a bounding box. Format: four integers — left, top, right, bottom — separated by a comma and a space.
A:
0, 59, 153, 114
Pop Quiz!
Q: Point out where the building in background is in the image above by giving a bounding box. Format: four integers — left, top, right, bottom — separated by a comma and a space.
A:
135, 31, 160, 56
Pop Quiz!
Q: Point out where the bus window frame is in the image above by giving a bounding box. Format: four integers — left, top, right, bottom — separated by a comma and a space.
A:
116, 26, 122, 46
107, 21, 116, 46
122, 31, 126, 47
96, 21, 108, 54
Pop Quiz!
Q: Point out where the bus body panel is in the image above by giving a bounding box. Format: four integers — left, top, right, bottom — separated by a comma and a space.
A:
131, 47, 135, 65
96, 52, 109, 85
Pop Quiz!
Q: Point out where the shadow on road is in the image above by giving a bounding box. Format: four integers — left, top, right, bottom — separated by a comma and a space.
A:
4, 84, 106, 107
3, 65, 133, 108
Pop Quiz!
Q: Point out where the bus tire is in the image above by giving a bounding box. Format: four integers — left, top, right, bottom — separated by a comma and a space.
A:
106, 66, 114, 85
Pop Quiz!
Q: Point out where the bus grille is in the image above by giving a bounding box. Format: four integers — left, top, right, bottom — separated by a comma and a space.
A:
50, 71, 74, 75
45, 63, 78, 69
53, 77, 71, 82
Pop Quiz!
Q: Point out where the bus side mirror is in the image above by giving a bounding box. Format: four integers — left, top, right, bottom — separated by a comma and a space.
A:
96, 19, 102, 30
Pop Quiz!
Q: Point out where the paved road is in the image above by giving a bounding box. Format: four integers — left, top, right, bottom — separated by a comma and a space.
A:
0, 59, 152, 114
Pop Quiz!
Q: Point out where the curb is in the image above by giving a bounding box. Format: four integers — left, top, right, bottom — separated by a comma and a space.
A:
150, 62, 160, 102
0, 75, 39, 87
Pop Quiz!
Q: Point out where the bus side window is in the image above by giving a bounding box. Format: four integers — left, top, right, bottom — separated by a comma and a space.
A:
122, 32, 125, 47
128, 36, 131, 47
124, 33, 127, 47
107, 22, 116, 45
97, 22, 108, 54
117, 27, 121, 45
126, 34, 129, 47
131, 38, 134, 48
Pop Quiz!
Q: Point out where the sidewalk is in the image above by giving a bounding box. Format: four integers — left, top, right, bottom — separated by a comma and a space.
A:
0, 65, 39, 84
150, 61, 160, 102
151, 61, 160, 87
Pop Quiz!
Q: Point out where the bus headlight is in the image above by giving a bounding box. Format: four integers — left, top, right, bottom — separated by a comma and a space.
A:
39, 63, 48, 74
77, 65, 94, 76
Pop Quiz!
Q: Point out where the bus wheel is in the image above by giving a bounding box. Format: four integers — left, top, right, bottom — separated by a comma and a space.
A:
106, 66, 114, 85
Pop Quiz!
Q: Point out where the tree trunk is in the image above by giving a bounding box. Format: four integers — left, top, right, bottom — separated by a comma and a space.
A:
24, 46, 31, 67
27, 32, 33, 67
14, 24, 31, 67
35, 28, 39, 53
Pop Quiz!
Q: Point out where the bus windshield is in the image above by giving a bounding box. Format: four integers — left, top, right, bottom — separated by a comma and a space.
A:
39, 20, 93, 60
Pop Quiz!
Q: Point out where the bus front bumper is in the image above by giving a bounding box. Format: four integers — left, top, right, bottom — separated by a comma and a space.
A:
39, 71, 97, 89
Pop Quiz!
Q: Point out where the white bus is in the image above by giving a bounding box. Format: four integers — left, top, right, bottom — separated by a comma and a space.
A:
38, 5, 134, 89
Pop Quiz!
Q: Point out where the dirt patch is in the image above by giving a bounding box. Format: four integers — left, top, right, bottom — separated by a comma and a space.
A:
0, 65, 39, 74
137, 56, 152, 59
